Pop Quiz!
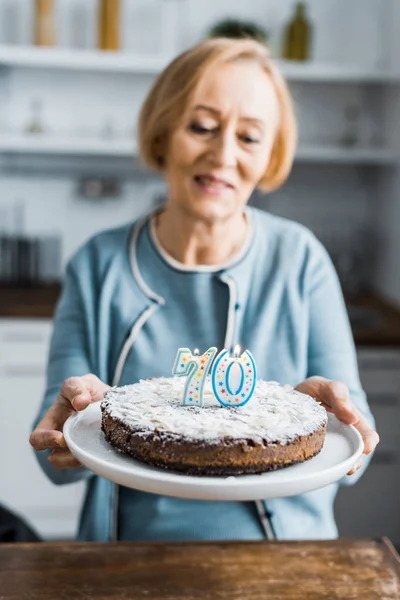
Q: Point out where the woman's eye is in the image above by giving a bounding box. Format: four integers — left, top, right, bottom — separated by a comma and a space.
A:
189, 122, 215, 134
240, 135, 260, 145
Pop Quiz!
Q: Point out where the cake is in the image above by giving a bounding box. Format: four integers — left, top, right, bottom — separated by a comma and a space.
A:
100, 377, 327, 476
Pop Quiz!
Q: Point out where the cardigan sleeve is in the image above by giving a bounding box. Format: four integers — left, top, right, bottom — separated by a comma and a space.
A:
305, 234, 375, 486
32, 259, 95, 485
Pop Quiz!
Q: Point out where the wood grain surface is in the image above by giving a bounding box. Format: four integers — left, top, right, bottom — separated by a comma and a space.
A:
0, 538, 399, 599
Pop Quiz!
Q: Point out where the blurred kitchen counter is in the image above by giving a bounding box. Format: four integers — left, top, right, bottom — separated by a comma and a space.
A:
0, 283, 61, 319
346, 292, 400, 346
1, 284, 400, 346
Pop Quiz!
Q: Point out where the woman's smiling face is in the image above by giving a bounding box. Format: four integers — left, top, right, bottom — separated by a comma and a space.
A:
163, 60, 280, 223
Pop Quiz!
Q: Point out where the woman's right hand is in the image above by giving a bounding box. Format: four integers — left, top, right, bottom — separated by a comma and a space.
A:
29, 374, 110, 470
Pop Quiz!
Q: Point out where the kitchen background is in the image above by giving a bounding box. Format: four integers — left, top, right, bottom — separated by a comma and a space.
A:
0, 0, 399, 546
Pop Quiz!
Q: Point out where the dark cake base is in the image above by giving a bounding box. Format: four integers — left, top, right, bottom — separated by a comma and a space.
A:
101, 409, 327, 476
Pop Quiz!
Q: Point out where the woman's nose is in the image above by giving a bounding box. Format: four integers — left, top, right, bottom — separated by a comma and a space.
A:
210, 132, 237, 167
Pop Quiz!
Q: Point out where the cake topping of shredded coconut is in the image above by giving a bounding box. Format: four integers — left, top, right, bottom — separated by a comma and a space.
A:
102, 377, 327, 445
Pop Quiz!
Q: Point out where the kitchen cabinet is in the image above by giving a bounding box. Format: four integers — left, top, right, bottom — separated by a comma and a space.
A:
335, 348, 400, 548
0, 318, 85, 540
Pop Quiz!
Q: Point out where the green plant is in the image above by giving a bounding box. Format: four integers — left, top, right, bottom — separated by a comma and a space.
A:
208, 18, 269, 44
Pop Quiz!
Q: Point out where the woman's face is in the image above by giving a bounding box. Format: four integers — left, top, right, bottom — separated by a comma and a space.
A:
163, 60, 279, 224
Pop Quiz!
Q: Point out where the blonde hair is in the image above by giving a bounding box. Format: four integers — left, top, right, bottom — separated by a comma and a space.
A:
138, 38, 297, 192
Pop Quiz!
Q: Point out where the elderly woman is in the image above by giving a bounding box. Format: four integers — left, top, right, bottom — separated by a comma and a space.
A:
30, 38, 379, 542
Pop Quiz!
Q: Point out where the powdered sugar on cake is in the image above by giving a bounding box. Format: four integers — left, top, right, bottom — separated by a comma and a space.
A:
102, 377, 327, 445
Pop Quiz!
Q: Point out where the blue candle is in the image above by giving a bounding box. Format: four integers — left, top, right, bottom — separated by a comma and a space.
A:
172, 347, 217, 407
211, 345, 257, 407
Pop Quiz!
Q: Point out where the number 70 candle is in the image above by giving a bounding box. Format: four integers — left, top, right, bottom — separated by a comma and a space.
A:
173, 345, 257, 408
172, 347, 217, 407
211, 345, 256, 407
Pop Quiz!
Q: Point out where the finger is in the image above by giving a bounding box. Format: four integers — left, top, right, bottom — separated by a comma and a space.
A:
48, 449, 82, 470
60, 377, 92, 410
322, 381, 358, 425
324, 385, 379, 454
347, 457, 363, 476
296, 378, 380, 456
30, 429, 67, 451
29, 395, 76, 451
315, 381, 379, 453
362, 431, 380, 455
61, 375, 110, 410
32, 395, 75, 437
351, 409, 380, 455
295, 377, 357, 424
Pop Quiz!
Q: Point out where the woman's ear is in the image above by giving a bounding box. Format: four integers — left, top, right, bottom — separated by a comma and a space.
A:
153, 136, 166, 167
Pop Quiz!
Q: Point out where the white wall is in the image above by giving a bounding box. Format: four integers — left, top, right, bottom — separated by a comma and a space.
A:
181, 0, 389, 67
375, 168, 400, 303
0, 0, 181, 55
0, 0, 397, 288
0, 164, 371, 269
0, 0, 391, 65
371, 0, 400, 305
374, 87, 400, 305
0, 177, 163, 266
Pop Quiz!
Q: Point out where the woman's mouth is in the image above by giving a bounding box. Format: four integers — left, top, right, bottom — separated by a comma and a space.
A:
193, 175, 234, 195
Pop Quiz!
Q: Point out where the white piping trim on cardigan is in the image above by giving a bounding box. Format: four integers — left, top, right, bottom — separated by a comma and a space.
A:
112, 303, 160, 386
110, 208, 274, 542
110, 214, 167, 539
113, 215, 167, 386
149, 209, 253, 273
255, 500, 276, 540
219, 273, 237, 351
130, 215, 166, 305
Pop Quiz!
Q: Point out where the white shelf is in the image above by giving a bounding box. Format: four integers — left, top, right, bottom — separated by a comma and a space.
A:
0, 44, 172, 74
276, 60, 399, 84
0, 45, 398, 83
296, 144, 398, 165
0, 134, 137, 156
0, 134, 397, 165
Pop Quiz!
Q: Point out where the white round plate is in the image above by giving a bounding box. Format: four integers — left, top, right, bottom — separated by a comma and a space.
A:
64, 403, 363, 501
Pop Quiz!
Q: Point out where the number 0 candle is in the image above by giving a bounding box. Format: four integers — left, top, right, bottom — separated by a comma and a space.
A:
172, 347, 217, 407
211, 345, 256, 407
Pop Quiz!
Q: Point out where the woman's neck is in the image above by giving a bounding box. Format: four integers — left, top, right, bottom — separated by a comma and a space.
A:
154, 205, 249, 267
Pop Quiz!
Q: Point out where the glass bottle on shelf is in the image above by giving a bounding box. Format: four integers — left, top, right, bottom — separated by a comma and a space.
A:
98, 0, 120, 51
100, 118, 115, 140
339, 105, 361, 147
34, 0, 55, 47
282, 2, 312, 61
25, 99, 46, 135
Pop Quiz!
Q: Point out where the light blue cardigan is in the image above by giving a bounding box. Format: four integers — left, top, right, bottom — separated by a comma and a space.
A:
33, 208, 374, 541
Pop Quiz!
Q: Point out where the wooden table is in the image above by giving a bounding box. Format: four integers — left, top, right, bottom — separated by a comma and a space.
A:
0, 538, 399, 599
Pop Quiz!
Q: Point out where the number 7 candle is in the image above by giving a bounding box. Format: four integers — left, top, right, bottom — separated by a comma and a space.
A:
211, 345, 256, 407
172, 347, 217, 407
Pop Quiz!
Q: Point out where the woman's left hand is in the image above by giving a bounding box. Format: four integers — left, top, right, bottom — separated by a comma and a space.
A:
295, 376, 379, 476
